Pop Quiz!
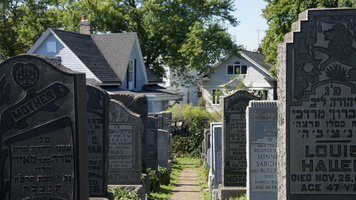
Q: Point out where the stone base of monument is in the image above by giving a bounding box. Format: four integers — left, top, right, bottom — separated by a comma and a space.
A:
108, 184, 146, 200
89, 192, 114, 200
208, 171, 214, 189
218, 184, 246, 200
212, 188, 219, 200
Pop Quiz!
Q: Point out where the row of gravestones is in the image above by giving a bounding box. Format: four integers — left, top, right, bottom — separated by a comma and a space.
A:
0, 54, 173, 200
203, 8, 356, 200
202, 90, 278, 200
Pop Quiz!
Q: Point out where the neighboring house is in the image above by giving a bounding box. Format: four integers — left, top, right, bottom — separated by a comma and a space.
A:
161, 66, 200, 106
27, 19, 181, 112
201, 50, 276, 112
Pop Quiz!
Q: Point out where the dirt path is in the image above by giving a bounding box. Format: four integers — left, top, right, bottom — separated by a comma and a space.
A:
169, 167, 205, 200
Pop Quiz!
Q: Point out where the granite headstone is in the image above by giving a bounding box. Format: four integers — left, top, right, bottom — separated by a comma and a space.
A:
87, 85, 109, 197
278, 8, 356, 199
108, 100, 142, 185
146, 116, 158, 170
246, 100, 278, 200
222, 90, 260, 187
157, 129, 169, 169
0, 54, 88, 199
110, 93, 148, 172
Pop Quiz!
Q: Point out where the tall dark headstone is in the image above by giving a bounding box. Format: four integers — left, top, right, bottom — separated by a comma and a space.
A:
278, 8, 356, 200
146, 116, 158, 170
219, 90, 259, 199
87, 85, 109, 197
0, 54, 88, 200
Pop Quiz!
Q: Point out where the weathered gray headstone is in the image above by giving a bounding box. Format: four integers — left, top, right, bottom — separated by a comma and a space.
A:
278, 8, 356, 200
212, 124, 222, 200
0, 54, 88, 199
219, 90, 259, 199
146, 116, 158, 170
212, 124, 223, 188
110, 93, 148, 172
87, 85, 109, 197
208, 122, 222, 189
157, 129, 170, 169
246, 100, 278, 200
108, 100, 142, 185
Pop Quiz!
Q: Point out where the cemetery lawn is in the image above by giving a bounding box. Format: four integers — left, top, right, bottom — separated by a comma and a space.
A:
148, 157, 211, 200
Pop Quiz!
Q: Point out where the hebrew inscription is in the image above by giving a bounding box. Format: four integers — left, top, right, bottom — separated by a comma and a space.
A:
0, 55, 87, 199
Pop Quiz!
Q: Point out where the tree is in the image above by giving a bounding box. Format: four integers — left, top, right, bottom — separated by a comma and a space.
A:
261, 0, 356, 77
0, 0, 241, 85
0, 0, 60, 61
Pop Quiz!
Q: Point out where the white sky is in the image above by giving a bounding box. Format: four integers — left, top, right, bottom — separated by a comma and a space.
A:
228, 0, 268, 51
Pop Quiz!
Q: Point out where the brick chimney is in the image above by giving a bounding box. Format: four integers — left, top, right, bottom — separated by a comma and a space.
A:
80, 14, 92, 34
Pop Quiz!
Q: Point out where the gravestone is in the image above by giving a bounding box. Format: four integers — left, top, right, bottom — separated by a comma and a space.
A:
212, 124, 223, 188
0, 54, 88, 199
157, 129, 170, 169
219, 90, 259, 200
87, 85, 109, 197
208, 122, 222, 189
146, 116, 158, 170
246, 100, 278, 200
278, 8, 356, 200
108, 99, 142, 185
211, 124, 222, 200
110, 93, 148, 172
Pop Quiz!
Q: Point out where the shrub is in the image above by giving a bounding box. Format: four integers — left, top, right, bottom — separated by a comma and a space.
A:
109, 187, 139, 200
147, 168, 160, 193
158, 165, 170, 185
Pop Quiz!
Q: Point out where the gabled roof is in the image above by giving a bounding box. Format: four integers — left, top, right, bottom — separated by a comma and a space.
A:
145, 65, 163, 84
239, 50, 272, 76
91, 33, 136, 82
28, 28, 152, 84
51, 29, 120, 83
202, 50, 273, 79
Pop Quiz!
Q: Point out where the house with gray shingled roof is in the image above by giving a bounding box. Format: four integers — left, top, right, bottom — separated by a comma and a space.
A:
200, 50, 277, 112
27, 27, 181, 112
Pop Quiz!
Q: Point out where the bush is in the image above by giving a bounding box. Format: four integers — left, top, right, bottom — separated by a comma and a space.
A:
158, 165, 170, 185
109, 187, 139, 200
147, 168, 160, 193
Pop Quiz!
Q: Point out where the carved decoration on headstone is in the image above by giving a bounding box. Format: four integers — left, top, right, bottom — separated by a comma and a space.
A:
278, 8, 356, 199
0, 54, 88, 200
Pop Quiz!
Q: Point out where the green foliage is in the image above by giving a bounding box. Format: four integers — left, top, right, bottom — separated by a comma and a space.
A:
146, 168, 160, 193
261, 0, 356, 77
0, 0, 240, 84
158, 165, 170, 185
168, 104, 212, 157
109, 187, 139, 200
227, 194, 246, 200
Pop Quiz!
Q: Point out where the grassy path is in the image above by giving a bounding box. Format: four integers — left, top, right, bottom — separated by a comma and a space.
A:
148, 157, 211, 200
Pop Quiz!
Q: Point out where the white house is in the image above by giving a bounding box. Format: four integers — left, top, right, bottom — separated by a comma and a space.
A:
27, 20, 181, 112
201, 50, 276, 112
161, 66, 200, 106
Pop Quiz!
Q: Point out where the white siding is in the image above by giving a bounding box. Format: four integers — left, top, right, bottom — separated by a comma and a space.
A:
33, 34, 100, 81
202, 55, 275, 111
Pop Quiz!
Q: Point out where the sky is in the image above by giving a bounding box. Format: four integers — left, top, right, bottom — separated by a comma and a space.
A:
228, 0, 268, 51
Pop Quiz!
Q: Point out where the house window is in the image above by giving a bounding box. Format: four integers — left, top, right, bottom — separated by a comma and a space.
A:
47, 41, 57, 52
128, 60, 134, 82
227, 61, 247, 75
254, 90, 269, 100
212, 89, 221, 104
127, 59, 136, 90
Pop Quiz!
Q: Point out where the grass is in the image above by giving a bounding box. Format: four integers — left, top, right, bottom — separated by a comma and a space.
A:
148, 156, 211, 200
147, 159, 182, 200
